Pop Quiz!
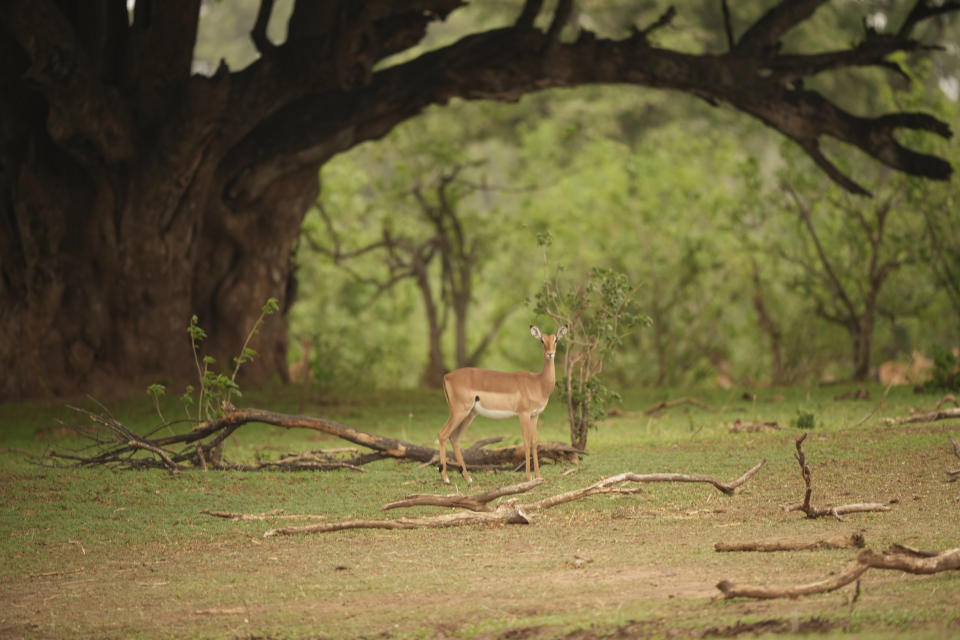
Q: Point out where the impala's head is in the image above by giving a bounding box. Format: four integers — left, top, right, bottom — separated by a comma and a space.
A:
530, 325, 568, 360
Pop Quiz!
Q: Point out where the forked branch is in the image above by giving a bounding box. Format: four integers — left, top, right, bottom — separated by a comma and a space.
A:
782, 433, 890, 520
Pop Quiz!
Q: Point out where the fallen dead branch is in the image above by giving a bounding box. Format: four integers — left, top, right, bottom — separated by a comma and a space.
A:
715, 532, 865, 552
716, 546, 960, 600
46, 406, 584, 474
253, 459, 765, 536
881, 405, 960, 426
200, 509, 326, 521
935, 394, 959, 410
782, 433, 890, 520
728, 419, 780, 433
642, 397, 717, 416
382, 479, 544, 512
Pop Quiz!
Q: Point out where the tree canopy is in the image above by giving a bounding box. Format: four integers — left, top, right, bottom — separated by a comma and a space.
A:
1, 0, 957, 399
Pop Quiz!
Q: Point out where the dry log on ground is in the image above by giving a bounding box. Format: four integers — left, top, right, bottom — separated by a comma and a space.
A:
881, 406, 960, 425
49, 407, 584, 473
715, 532, 865, 552
642, 397, 717, 416
252, 460, 765, 536
782, 433, 890, 520
717, 546, 960, 600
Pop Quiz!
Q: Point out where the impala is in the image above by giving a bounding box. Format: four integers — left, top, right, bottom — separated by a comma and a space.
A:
438, 325, 568, 484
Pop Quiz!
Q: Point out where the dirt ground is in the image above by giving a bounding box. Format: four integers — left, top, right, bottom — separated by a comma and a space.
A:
2, 421, 959, 639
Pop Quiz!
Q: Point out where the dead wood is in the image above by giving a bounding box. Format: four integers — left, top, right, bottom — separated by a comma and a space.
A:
252, 460, 765, 536
728, 419, 780, 433
264, 502, 533, 536
717, 546, 960, 600
949, 435, 960, 482
382, 479, 544, 512
935, 394, 959, 410
200, 509, 326, 521
715, 532, 865, 552
782, 433, 890, 520
48, 406, 584, 473
881, 406, 960, 426
642, 397, 717, 416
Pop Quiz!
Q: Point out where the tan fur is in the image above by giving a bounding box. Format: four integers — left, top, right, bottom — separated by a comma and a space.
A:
438, 325, 567, 484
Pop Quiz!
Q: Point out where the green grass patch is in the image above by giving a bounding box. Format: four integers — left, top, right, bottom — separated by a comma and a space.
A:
1, 383, 958, 638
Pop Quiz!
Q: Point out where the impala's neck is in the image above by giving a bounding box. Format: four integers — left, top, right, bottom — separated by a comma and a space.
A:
538, 352, 557, 393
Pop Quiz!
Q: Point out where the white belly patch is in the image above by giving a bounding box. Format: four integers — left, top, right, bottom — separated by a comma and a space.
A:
473, 402, 516, 419
472, 399, 547, 420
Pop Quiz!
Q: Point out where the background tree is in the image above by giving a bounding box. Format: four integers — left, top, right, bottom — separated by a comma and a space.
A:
306, 146, 515, 387
1, 1, 957, 399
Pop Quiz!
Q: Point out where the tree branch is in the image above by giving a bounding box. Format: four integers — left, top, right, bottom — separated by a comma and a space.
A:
251, 0, 277, 54
220, 3, 956, 202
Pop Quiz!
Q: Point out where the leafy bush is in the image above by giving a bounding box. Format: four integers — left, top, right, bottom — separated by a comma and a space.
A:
920, 345, 960, 393
533, 233, 650, 449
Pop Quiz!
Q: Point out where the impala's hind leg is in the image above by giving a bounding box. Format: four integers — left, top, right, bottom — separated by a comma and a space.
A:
450, 413, 477, 484
438, 405, 472, 484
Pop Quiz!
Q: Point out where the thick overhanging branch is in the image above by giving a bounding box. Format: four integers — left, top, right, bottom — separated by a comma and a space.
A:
221, 1, 956, 202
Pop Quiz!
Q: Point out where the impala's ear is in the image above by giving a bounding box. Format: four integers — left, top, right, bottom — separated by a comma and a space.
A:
530, 325, 542, 340
557, 325, 568, 340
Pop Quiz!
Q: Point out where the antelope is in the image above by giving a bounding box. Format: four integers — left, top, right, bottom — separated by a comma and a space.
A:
438, 325, 568, 484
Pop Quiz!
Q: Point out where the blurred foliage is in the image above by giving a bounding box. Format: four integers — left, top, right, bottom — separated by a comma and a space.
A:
272, 2, 960, 398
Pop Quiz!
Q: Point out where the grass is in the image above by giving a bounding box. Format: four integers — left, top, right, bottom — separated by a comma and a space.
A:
1, 382, 958, 639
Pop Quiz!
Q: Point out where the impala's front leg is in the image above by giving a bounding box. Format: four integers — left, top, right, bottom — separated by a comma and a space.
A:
519, 413, 534, 481
530, 413, 541, 479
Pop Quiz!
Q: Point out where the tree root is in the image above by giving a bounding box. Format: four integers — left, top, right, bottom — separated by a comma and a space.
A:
782, 433, 890, 520
715, 532, 865, 552
230, 460, 765, 537
717, 546, 960, 599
